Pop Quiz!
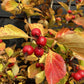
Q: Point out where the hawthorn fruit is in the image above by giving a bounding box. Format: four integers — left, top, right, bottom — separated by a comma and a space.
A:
23, 45, 34, 55
31, 28, 41, 37
36, 36, 47, 46
68, 10, 72, 14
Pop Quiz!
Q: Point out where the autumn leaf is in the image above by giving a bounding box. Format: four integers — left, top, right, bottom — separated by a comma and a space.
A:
0, 64, 3, 72
0, 42, 6, 51
56, 29, 84, 60
8, 57, 16, 63
5, 47, 14, 57
29, 23, 45, 36
5, 0, 18, 11
35, 71, 45, 84
0, 24, 28, 39
28, 63, 41, 78
58, 2, 68, 11
45, 49, 66, 84
12, 64, 19, 76
72, 17, 84, 28
7, 70, 14, 78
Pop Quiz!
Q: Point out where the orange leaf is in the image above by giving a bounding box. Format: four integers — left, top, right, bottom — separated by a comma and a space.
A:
0, 42, 6, 51
45, 49, 66, 84
8, 57, 16, 63
73, 17, 84, 28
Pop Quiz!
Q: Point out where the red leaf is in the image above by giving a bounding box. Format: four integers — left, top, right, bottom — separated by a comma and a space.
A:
45, 49, 66, 84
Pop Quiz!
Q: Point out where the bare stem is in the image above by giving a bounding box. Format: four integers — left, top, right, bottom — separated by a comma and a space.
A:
50, 0, 53, 8
68, 0, 72, 10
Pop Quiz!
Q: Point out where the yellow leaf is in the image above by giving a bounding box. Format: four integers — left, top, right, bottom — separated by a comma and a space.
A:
7, 70, 14, 78
58, 2, 68, 11
29, 23, 45, 36
0, 64, 3, 72
35, 71, 45, 84
56, 33, 84, 60
27, 54, 38, 61
21, 0, 31, 5
39, 54, 47, 63
5, 0, 18, 11
28, 63, 41, 78
5, 47, 14, 57
0, 42, 6, 51
0, 24, 28, 39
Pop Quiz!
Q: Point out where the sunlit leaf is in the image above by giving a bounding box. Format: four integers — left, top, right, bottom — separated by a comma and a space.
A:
12, 64, 19, 76
29, 23, 45, 36
56, 30, 84, 60
39, 54, 47, 63
5, 0, 18, 11
45, 49, 66, 84
8, 57, 16, 63
28, 63, 41, 78
5, 47, 14, 57
0, 24, 28, 39
27, 54, 38, 61
7, 70, 14, 78
73, 17, 84, 28
0, 42, 6, 51
58, 2, 68, 11
47, 39, 54, 48
35, 71, 45, 84
0, 64, 3, 72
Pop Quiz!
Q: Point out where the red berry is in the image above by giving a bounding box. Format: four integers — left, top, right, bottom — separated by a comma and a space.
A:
41, 66, 45, 71
36, 36, 47, 46
0, 40, 2, 43
31, 28, 41, 37
0, 75, 2, 78
71, 72, 75, 77
40, 63, 44, 67
36, 63, 40, 68
68, 10, 72, 14
78, 70, 84, 77
8, 63, 14, 67
73, 72, 82, 81
78, 0, 81, 2
34, 47, 44, 57
76, 66, 80, 70
76, 1, 79, 4
72, 15, 75, 19
15, 75, 17, 78
23, 45, 34, 55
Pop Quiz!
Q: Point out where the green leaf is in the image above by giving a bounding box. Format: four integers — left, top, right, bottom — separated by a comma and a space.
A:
12, 64, 19, 76
58, 2, 68, 11
46, 39, 54, 47
57, 73, 69, 84
35, 71, 45, 84
5, 47, 14, 57
0, 24, 29, 39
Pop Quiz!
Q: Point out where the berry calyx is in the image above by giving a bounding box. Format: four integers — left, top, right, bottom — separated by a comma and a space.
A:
72, 15, 75, 19
23, 45, 34, 55
73, 72, 82, 81
31, 28, 41, 37
36, 63, 40, 68
78, 70, 84, 77
0, 39, 2, 43
36, 36, 47, 46
34, 47, 44, 57
68, 10, 72, 14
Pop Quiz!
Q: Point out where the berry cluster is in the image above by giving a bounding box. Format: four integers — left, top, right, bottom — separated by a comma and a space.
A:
22, 28, 47, 70
36, 63, 45, 71
71, 69, 84, 81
